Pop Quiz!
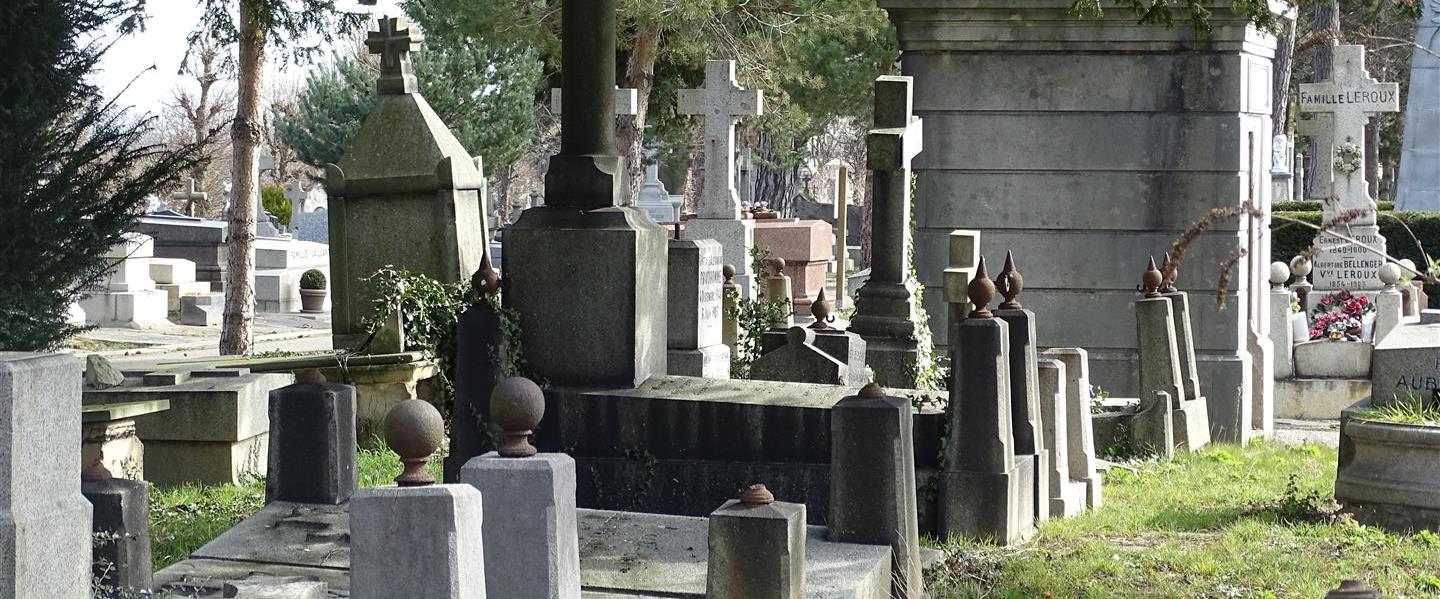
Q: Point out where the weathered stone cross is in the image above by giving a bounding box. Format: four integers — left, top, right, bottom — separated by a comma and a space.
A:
1298, 44, 1399, 222
171, 178, 207, 216
550, 87, 638, 116
862, 75, 924, 290
365, 16, 423, 95
678, 60, 764, 219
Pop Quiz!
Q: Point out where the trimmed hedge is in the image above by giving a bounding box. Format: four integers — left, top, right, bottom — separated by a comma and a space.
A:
1272, 200, 1395, 212
1271, 209, 1440, 302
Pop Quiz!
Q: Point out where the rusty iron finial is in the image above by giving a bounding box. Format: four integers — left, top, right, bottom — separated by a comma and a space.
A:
859, 382, 885, 399
1141, 257, 1163, 298
491, 376, 545, 458
471, 252, 501, 296
82, 455, 113, 482
968, 256, 996, 318
722, 263, 736, 286
809, 288, 835, 329
739, 483, 775, 506
296, 368, 326, 384
1159, 252, 1178, 294
768, 256, 787, 278
996, 250, 1025, 310
383, 399, 445, 487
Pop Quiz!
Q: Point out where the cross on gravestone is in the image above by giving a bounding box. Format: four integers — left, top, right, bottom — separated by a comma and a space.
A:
172, 178, 207, 216
1298, 44, 1400, 219
678, 60, 763, 219
549, 87, 639, 116
365, 16, 423, 95
284, 181, 307, 214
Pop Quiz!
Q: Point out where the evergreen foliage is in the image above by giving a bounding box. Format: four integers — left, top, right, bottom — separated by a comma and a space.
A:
260, 184, 290, 225
273, 53, 375, 169
0, 0, 199, 350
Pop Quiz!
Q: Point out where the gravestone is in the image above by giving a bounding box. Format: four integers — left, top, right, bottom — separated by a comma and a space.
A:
849, 76, 928, 389
445, 263, 504, 483
0, 353, 91, 599
326, 16, 489, 349
77, 233, 170, 328
133, 214, 229, 287
750, 326, 848, 386
1397, 0, 1440, 210
881, 1, 1277, 444
1271, 134, 1294, 203
668, 237, 730, 378
992, 251, 1049, 524
1037, 358, 1084, 519
638, 165, 680, 223
942, 230, 981, 348
173, 177, 207, 217
504, 0, 667, 388
1300, 45, 1400, 292
1137, 260, 1210, 452
1297, 114, 1335, 200
680, 60, 764, 298
1040, 347, 1103, 509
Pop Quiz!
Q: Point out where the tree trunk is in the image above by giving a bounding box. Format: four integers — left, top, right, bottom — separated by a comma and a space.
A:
220, 3, 264, 356
617, 23, 661, 205
751, 131, 799, 216
1366, 116, 1380, 198
496, 162, 512, 222
1272, 16, 1296, 134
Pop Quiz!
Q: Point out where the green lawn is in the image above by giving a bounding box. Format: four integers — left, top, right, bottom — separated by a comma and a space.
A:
926, 441, 1440, 598
148, 441, 1440, 597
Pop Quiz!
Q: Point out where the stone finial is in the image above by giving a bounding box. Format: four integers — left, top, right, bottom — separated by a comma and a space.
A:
365, 16, 423, 95
1379, 262, 1402, 288
383, 399, 445, 486
785, 326, 817, 348
1269, 262, 1291, 288
768, 256, 787, 278
471, 251, 501, 296
968, 256, 996, 318
1159, 253, 1178, 294
491, 377, 545, 457
1325, 580, 1381, 599
723, 263, 737, 285
858, 381, 885, 399
995, 250, 1025, 310
739, 483, 775, 506
81, 455, 112, 482
296, 368, 326, 384
1141, 257, 1163, 298
1290, 255, 1313, 277
809, 288, 834, 329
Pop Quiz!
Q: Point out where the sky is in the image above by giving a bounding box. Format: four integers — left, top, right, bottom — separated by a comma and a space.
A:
93, 0, 403, 115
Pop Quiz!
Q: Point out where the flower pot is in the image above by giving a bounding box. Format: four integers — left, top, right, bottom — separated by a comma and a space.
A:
300, 288, 327, 313
753, 211, 779, 220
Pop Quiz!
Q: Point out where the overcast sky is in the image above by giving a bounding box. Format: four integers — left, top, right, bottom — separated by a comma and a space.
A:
93, 1, 403, 114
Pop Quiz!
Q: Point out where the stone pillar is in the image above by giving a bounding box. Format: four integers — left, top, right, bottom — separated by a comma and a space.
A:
83, 462, 152, 594
266, 372, 357, 504
1137, 258, 1210, 451
1158, 256, 1202, 402
1374, 263, 1405, 343
850, 76, 927, 388
505, 0, 667, 388
352, 400, 486, 599
828, 382, 922, 599
1040, 347, 1102, 509
0, 353, 91, 599
1037, 359, 1084, 519
939, 260, 1034, 545
461, 377, 581, 599
764, 257, 795, 314
722, 264, 741, 353
750, 327, 849, 386
446, 262, 503, 483
881, 1, 1275, 444
1135, 390, 1177, 460
991, 252, 1048, 524
1290, 256, 1314, 310
835, 165, 851, 310
706, 484, 805, 599
942, 230, 980, 349
1268, 262, 1296, 380
668, 238, 731, 378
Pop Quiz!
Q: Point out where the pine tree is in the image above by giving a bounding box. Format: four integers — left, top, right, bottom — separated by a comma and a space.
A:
0, 0, 200, 350
274, 53, 378, 168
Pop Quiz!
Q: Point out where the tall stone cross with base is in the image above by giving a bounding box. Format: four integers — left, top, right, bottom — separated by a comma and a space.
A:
1298, 44, 1400, 291
172, 178, 207, 217
550, 87, 638, 116
678, 60, 763, 220
850, 75, 927, 388
366, 16, 423, 95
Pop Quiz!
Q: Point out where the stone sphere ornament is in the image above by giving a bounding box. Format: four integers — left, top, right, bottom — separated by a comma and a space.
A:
1290, 255, 1313, 278
384, 399, 446, 486
722, 263, 736, 284
1379, 262, 1403, 287
1269, 262, 1291, 287
1400, 258, 1419, 282
968, 256, 996, 318
491, 376, 546, 457
1325, 580, 1381, 599
858, 382, 885, 399
768, 256, 787, 277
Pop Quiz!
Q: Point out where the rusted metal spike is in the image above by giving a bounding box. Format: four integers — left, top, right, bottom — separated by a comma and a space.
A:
1141, 256, 1163, 298
996, 250, 1025, 310
968, 256, 996, 318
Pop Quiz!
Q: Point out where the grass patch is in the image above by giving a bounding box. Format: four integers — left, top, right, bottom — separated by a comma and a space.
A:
1353, 395, 1440, 427
926, 441, 1440, 598
148, 445, 444, 572
63, 337, 146, 352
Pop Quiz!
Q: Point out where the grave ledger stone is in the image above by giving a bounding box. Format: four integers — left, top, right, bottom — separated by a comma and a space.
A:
326, 16, 489, 350
880, 0, 1279, 444
505, 0, 667, 387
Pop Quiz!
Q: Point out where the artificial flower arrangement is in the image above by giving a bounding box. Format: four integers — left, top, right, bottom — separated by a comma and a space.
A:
1334, 142, 1364, 176
742, 200, 773, 214
1309, 290, 1375, 341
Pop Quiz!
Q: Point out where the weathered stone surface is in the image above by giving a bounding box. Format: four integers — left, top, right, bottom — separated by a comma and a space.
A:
1294, 340, 1373, 379
267, 381, 357, 505
445, 300, 503, 483
707, 498, 805, 599
181, 293, 224, 326
1337, 398, 1440, 531
1369, 320, 1440, 406
462, 454, 581, 599
1274, 378, 1370, 419
995, 307, 1049, 523
223, 574, 329, 598
1397, 0, 1440, 211
84, 477, 153, 593
752, 219, 834, 314
1270, 287, 1296, 379
685, 218, 757, 299
667, 237, 730, 379
87, 354, 126, 389
351, 485, 486, 599
0, 353, 91, 599
1037, 359, 1085, 519
762, 328, 868, 386
1040, 347, 1102, 509
1137, 296, 1210, 451
750, 327, 848, 386
133, 215, 228, 285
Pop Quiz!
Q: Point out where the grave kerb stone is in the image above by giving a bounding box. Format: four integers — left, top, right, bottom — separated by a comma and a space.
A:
461, 453, 581, 599
1037, 358, 1085, 519
350, 485, 486, 599
706, 496, 805, 599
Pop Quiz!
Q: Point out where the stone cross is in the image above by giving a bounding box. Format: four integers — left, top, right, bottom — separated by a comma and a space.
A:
171, 178, 207, 216
1298, 44, 1400, 220
861, 75, 923, 290
550, 87, 638, 116
678, 60, 764, 219
365, 16, 423, 95
284, 181, 307, 215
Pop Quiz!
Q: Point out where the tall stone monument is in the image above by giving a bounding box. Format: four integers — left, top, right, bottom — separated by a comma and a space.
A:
850, 75, 927, 389
679, 60, 764, 297
1299, 44, 1399, 292
325, 16, 489, 350
505, 0, 668, 387
880, 1, 1280, 442
1396, 1, 1440, 211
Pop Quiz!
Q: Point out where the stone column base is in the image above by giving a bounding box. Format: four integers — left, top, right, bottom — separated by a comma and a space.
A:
668, 345, 731, 379
938, 455, 1036, 546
